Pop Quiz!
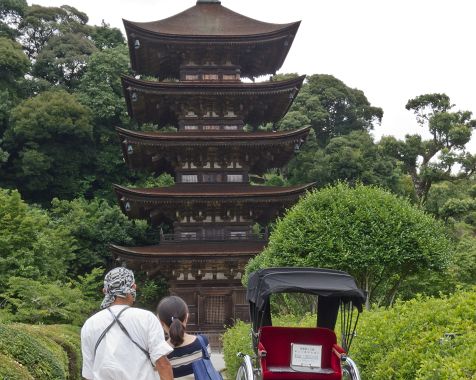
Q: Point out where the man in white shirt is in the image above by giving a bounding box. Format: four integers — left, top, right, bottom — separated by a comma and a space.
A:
81, 267, 173, 380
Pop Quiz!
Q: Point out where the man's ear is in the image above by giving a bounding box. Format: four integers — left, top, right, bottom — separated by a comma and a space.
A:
102, 288, 106, 294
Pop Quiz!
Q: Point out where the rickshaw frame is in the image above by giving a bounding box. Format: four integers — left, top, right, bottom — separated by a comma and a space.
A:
236, 267, 366, 380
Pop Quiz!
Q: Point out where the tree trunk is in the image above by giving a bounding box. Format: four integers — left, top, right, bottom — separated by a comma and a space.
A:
365, 274, 371, 310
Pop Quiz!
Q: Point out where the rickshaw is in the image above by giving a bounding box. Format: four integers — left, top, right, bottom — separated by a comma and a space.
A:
236, 268, 365, 380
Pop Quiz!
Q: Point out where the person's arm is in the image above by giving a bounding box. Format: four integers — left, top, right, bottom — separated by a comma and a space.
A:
155, 355, 173, 380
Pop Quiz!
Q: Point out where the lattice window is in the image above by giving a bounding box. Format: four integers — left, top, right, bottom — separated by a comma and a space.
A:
184, 125, 198, 130
203, 125, 220, 130
222, 74, 237, 80
203, 74, 218, 80
229, 231, 247, 239
223, 125, 238, 130
185, 74, 199, 80
180, 232, 197, 240
205, 296, 225, 324
182, 174, 198, 183
227, 174, 243, 182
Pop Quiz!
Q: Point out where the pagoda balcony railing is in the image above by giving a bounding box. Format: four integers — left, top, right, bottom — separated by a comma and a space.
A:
160, 232, 268, 243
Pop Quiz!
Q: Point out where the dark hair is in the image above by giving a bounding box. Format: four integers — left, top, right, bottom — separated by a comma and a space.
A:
157, 296, 189, 347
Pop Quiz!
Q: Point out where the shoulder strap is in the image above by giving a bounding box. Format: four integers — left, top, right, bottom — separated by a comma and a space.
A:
94, 306, 129, 355
196, 335, 210, 359
107, 307, 155, 368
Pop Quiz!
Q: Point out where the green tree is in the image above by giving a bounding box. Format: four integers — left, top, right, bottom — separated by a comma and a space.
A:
32, 31, 96, 89
380, 93, 476, 205
89, 20, 124, 50
1, 276, 94, 325
286, 130, 405, 194
17, 4, 88, 58
2, 89, 93, 202
0, 188, 73, 288
49, 197, 158, 276
246, 183, 451, 308
77, 44, 129, 125
0, 0, 27, 39
279, 74, 383, 146
0, 36, 29, 141
75, 44, 133, 197
0, 36, 29, 86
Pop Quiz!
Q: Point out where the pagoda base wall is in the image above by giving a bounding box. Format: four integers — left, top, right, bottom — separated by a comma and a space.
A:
169, 279, 249, 335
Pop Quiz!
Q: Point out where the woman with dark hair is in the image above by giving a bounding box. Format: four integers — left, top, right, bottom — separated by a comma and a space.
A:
157, 296, 212, 379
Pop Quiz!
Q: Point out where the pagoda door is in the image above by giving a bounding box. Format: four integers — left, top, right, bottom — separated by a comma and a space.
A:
198, 290, 233, 328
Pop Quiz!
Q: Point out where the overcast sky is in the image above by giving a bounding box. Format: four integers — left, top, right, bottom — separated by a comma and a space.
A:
28, 0, 476, 150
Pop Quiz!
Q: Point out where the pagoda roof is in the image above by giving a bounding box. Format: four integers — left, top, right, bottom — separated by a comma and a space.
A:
115, 183, 313, 199
114, 182, 315, 224
122, 75, 305, 126
117, 126, 309, 143
110, 240, 265, 278
118, 126, 310, 174
110, 240, 265, 259
123, 2, 300, 78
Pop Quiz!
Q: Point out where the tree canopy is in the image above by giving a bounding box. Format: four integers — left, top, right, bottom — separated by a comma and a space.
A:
0, 188, 73, 288
2, 89, 93, 202
245, 183, 451, 308
380, 93, 476, 204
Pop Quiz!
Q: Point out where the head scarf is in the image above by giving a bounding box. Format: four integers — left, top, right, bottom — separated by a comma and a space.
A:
101, 267, 136, 309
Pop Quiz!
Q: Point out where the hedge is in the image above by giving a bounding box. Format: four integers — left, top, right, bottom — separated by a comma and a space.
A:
352, 287, 476, 379
0, 323, 81, 379
0, 352, 34, 380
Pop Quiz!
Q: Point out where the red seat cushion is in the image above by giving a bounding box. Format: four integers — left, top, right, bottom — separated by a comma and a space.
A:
259, 327, 343, 380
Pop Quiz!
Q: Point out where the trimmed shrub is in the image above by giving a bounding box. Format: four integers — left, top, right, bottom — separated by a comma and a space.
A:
352, 287, 476, 379
0, 323, 67, 379
38, 325, 82, 380
0, 352, 34, 380
246, 183, 451, 307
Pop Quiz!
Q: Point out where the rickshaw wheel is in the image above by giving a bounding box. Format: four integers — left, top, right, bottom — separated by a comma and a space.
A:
341, 356, 361, 380
235, 354, 255, 380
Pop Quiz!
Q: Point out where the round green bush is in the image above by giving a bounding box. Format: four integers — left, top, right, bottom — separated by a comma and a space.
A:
0, 353, 34, 380
0, 323, 67, 379
40, 325, 82, 380
16, 324, 69, 377
246, 183, 451, 306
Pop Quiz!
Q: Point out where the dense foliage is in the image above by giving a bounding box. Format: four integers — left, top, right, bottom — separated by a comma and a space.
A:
0, 188, 73, 287
352, 287, 476, 379
0, 323, 81, 379
246, 183, 451, 308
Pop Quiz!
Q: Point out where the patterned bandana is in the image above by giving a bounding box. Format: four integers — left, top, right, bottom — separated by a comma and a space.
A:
100, 267, 136, 309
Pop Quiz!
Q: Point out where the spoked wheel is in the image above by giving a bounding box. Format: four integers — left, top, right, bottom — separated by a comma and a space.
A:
235, 354, 255, 380
341, 356, 361, 380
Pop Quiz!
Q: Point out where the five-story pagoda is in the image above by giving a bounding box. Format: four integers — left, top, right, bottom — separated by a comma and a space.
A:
112, 0, 313, 339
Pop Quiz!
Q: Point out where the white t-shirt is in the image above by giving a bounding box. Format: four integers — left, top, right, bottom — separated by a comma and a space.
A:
81, 305, 173, 380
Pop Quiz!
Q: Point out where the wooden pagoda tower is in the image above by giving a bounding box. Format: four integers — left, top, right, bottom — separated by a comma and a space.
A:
111, 0, 313, 340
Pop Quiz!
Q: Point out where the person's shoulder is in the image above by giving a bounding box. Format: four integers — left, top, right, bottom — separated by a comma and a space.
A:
127, 307, 157, 319
81, 309, 103, 330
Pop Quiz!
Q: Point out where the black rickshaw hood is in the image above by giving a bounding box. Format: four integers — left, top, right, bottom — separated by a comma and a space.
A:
246, 267, 365, 332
